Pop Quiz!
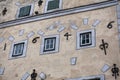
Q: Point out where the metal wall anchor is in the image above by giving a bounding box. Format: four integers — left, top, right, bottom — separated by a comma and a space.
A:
99, 39, 108, 55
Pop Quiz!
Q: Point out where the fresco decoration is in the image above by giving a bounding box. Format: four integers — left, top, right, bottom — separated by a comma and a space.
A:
57, 26, 65, 33
37, 30, 45, 36
107, 21, 115, 29
21, 72, 30, 80
0, 37, 4, 43
19, 29, 24, 36
3, 43, 6, 51
0, 67, 5, 75
69, 20, 78, 30
8, 36, 15, 42
92, 20, 101, 27
32, 37, 40, 43
70, 57, 77, 65
27, 31, 35, 38
64, 32, 72, 40
99, 39, 108, 55
39, 72, 46, 80
101, 64, 110, 73
83, 18, 88, 25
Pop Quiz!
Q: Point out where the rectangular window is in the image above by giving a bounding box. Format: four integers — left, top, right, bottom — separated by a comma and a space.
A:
76, 29, 95, 49
44, 37, 56, 52
47, 0, 60, 11
16, 4, 34, 18
9, 40, 27, 59
12, 42, 24, 57
41, 35, 59, 54
45, 0, 62, 13
80, 32, 92, 47
18, 5, 31, 17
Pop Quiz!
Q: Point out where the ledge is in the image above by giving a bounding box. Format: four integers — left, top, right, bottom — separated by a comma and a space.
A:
0, 0, 118, 29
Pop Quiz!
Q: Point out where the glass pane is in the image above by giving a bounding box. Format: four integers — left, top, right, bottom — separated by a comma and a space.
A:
46, 44, 49, 49
82, 34, 85, 40
47, 0, 60, 11
47, 39, 50, 44
82, 40, 85, 44
50, 44, 53, 48
86, 39, 90, 43
19, 5, 31, 17
86, 33, 90, 39
51, 39, 54, 44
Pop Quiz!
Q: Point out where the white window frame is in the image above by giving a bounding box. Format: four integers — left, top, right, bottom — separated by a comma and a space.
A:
66, 75, 105, 80
40, 34, 60, 55
16, 3, 34, 19
9, 40, 28, 59
44, 0, 63, 13
76, 29, 96, 49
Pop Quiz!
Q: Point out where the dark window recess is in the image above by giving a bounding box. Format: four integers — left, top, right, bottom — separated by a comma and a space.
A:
18, 5, 31, 17
84, 78, 100, 80
12, 42, 24, 57
47, 0, 59, 11
43, 37, 56, 52
80, 32, 92, 47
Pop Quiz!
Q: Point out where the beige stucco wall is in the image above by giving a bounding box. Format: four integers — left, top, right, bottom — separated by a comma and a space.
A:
0, 0, 107, 23
0, 5, 120, 80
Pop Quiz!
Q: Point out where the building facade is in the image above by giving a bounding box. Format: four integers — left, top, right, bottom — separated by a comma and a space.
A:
0, 0, 120, 80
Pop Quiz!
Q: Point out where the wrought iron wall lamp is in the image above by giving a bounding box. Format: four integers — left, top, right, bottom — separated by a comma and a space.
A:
111, 64, 119, 80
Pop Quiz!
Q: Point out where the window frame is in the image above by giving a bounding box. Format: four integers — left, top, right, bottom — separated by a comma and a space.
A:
16, 3, 34, 19
9, 40, 28, 59
44, 0, 63, 13
40, 34, 60, 55
66, 75, 105, 80
76, 29, 96, 49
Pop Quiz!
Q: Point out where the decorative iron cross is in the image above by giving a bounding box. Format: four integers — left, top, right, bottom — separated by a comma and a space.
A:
99, 39, 108, 55
64, 32, 72, 40
111, 64, 119, 79
107, 21, 115, 29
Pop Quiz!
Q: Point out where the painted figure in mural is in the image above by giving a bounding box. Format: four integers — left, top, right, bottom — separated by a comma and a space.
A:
31, 69, 37, 80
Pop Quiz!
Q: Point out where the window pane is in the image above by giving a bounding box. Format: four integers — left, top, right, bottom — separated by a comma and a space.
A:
50, 44, 53, 48
47, 0, 60, 11
86, 39, 90, 43
46, 44, 49, 49
82, 40, 85, 44
12, 43, 24, 57
19, 5, 31, 17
